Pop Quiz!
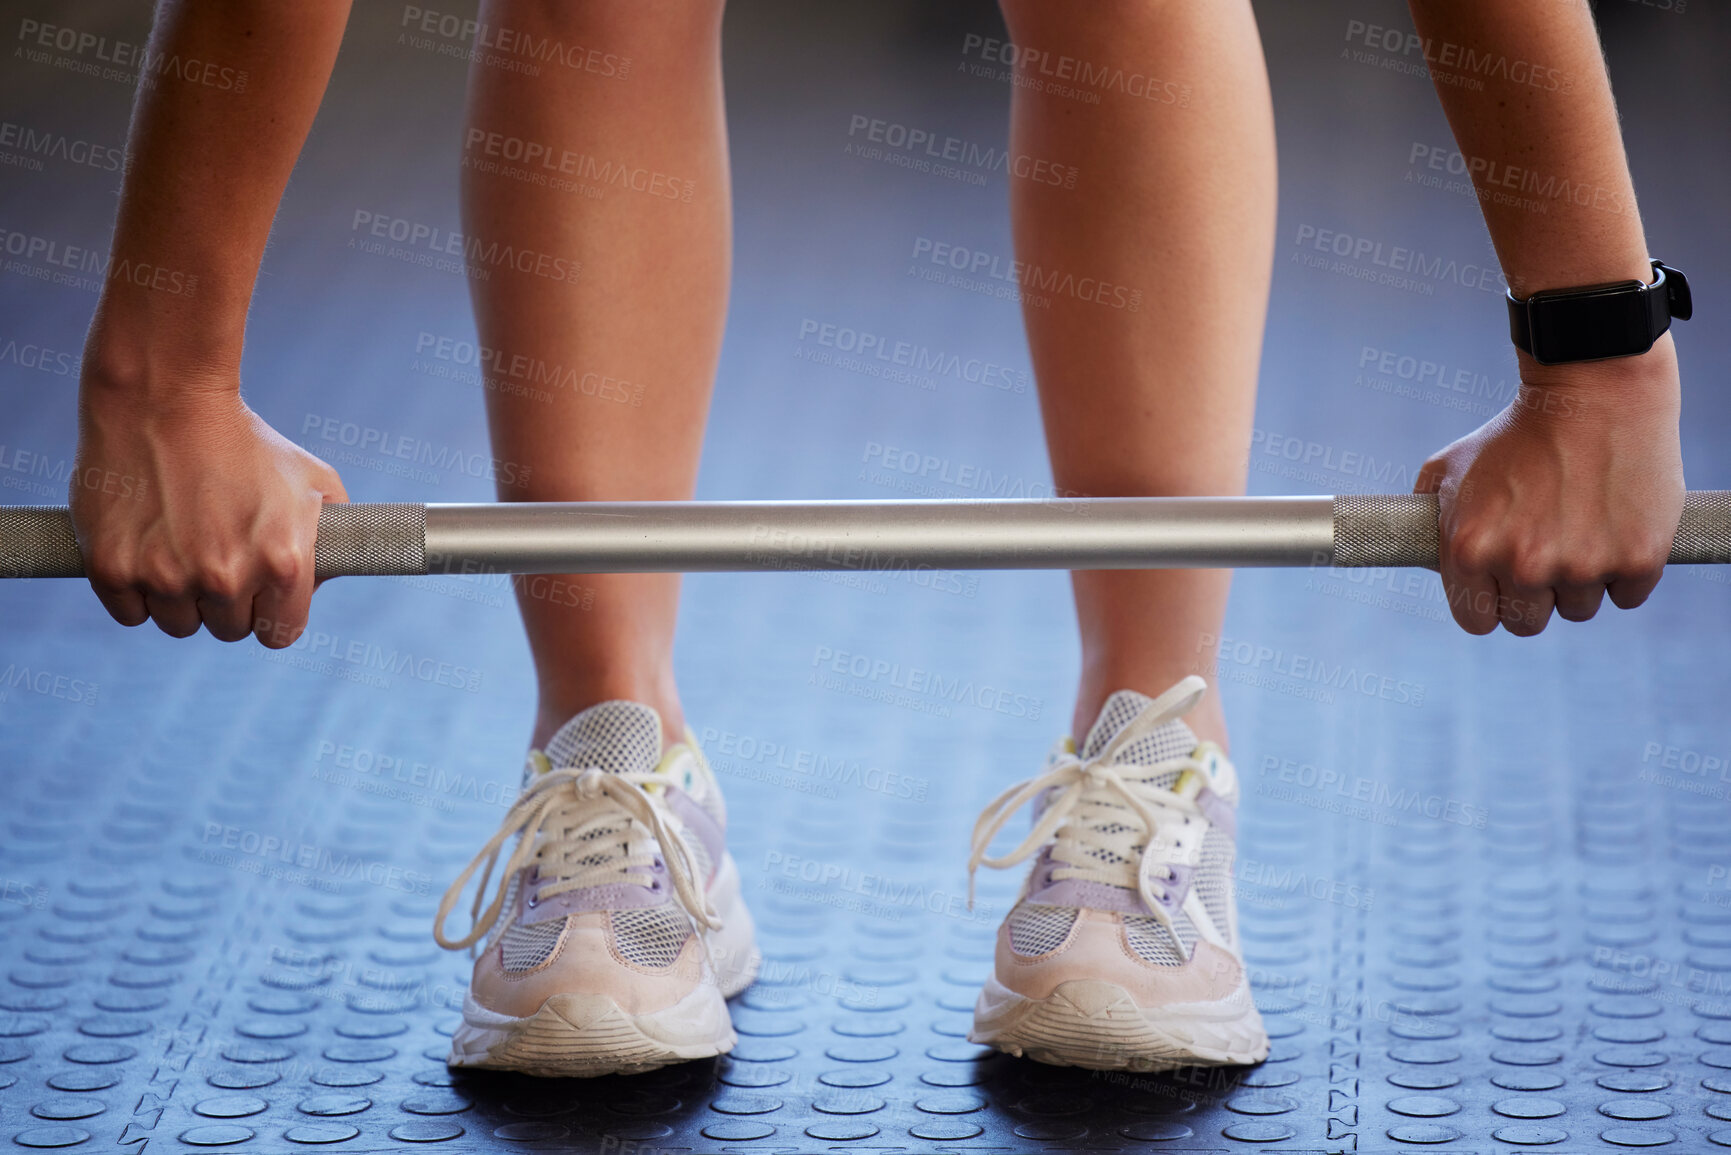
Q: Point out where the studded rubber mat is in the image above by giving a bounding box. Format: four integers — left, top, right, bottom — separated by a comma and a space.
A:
3, 0, 1730, 1151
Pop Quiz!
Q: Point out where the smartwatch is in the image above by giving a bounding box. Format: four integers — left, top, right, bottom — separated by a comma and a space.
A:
1506, 259, 1692, 365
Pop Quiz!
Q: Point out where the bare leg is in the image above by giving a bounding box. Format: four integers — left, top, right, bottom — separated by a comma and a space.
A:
464, 0, 728, 749
998, 0, 1276, 750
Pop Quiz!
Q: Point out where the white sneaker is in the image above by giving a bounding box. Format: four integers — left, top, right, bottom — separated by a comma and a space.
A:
966, 676, 1268, 1071
433, 701, 759, 1077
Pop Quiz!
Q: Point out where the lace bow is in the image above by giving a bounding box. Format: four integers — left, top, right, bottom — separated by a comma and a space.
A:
968, 676, 1210, 961
434, 764, 718, 952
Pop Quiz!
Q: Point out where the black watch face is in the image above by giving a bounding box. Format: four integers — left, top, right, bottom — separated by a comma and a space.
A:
1527, 283, 1652, 363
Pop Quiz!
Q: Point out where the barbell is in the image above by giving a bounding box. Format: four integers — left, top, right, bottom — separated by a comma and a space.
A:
1, 493, 1728, 580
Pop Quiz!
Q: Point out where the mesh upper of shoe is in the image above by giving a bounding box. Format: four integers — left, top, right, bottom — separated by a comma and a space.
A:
494, 701, 703, 974
610, 907, 697, 968
1005, 903, 1079, 957
1006, 688, 1235, 969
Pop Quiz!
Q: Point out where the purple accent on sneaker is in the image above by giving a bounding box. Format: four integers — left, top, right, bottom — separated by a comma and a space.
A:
1024, 847, 1060, 896
523, 879, 670, 922
1157, 863, 1195, 916
509, 785, 721, 926
517, 858, 673, 924
1195, 787, 1236, 839
665, 785, 726, 886
1027, 862, 1195, 919
1028, 878, 1152, 915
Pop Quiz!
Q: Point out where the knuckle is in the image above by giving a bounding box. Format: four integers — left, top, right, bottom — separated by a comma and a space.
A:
1507, 561, 1551, 591
1447, 529, 1496, 573
1621, 536, 1671, 574
1556, 559, 1605, 588
196, 561, 246, 602
137, 560, 187, 598
262, 547, 307, 587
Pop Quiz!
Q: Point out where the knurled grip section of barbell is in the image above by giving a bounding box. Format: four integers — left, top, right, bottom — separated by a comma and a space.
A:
311, 503, 428, 578
1331, 491, 1731, 567
1331, 494, 1441, 568
0, 504, 429, 580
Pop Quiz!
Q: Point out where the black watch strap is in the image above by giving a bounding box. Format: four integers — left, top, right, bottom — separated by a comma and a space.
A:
1507, 259, 1692, 365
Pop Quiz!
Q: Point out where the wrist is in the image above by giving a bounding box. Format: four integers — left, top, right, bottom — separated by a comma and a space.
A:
80, 305, 244, 408
1516, 331, 1679, 398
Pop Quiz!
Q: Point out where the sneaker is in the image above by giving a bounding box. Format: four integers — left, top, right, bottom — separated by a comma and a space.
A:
433, 700, 760, 1077
966, 675, 1268, 1071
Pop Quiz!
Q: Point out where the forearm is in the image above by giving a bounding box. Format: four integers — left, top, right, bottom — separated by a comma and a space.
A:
87, 0, 351, 397
1407, 1, 1683, 636
1406, 0, 1667, 383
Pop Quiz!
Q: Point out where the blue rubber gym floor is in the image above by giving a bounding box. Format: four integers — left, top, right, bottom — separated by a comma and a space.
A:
2, 1, 1729, 1150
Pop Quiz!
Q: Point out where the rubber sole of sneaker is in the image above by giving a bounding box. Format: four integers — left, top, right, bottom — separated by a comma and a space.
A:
969, 975, 1271, 1072
448, 985, 735, 1078
447, 854, 760, 1077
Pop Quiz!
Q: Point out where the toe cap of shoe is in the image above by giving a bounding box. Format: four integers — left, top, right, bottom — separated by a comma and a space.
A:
471, 912, 709, 1018
995, 909, 1245, 1006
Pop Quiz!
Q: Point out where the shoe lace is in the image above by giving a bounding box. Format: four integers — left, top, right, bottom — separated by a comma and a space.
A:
433, 764, 718, 951
968, 677, 1209, 962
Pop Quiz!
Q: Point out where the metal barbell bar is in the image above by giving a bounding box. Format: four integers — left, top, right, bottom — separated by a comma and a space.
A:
2, 493, 1728, 580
